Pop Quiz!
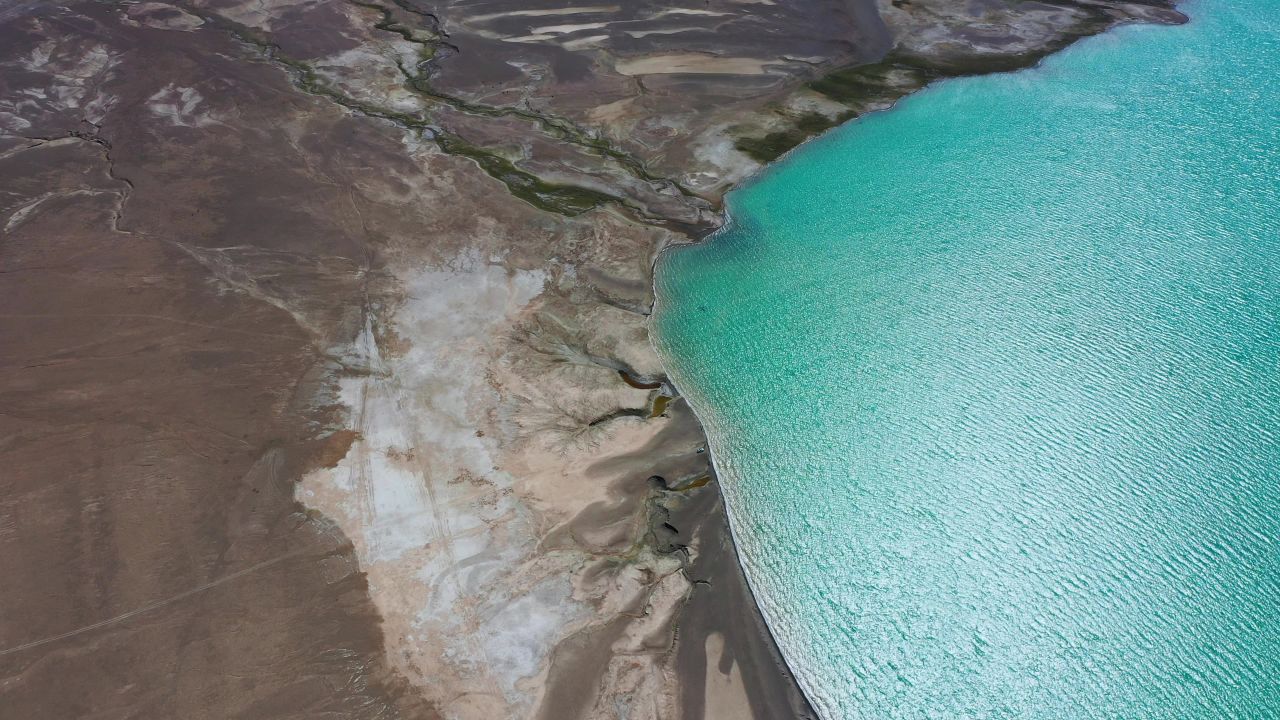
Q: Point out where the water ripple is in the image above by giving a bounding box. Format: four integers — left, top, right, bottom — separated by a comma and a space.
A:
655, 1, 1280, 717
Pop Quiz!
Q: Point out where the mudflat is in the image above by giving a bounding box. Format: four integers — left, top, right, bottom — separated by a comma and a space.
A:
0, 0, 1181, 718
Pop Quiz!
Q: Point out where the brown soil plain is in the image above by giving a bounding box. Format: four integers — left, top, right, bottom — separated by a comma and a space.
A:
0, 0, 1182, 718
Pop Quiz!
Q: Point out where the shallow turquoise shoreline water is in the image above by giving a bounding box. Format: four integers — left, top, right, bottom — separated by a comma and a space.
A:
654, 2, 1280, 717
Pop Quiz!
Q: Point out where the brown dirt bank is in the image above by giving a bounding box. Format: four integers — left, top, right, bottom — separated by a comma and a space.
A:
0, 6, 435, 717
0, 0, 1181, 718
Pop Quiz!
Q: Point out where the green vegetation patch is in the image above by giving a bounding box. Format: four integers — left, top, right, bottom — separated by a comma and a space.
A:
734, 111, 842, 164
436, 135, 617, 216
191, 1, 640, 218
809, 61, 927, 106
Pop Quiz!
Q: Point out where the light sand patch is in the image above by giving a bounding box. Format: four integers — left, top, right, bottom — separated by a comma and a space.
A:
588, 97, 636, 124
469, 6, 620, 22
611, 570, 687, 653
562, 34, 610, 50
649, 8, 729, 17
702, 633, 756, 720
625, 27, 699, 38
147, 84, 218, 128
206, 0, 313, 32
0, 136, 81, 163
4, 189, 118, 233
615, 53, 774, 76
300, 247, 700, 718
503, 23, 610, 46
9, 41, 119, 124
689, 130, 759, 191
301, 253, 570, 714
503, 33, 556, 43
529, 22, 610, 34
123, 2, 204, 31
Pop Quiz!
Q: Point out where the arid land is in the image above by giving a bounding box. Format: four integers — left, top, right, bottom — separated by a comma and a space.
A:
0, 0, 1183, 718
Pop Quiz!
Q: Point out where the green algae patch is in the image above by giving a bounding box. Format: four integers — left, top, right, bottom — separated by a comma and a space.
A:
649, 394, 673, 418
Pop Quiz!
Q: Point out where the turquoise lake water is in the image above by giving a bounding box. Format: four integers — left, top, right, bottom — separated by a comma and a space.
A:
653, 1, 1280, 717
